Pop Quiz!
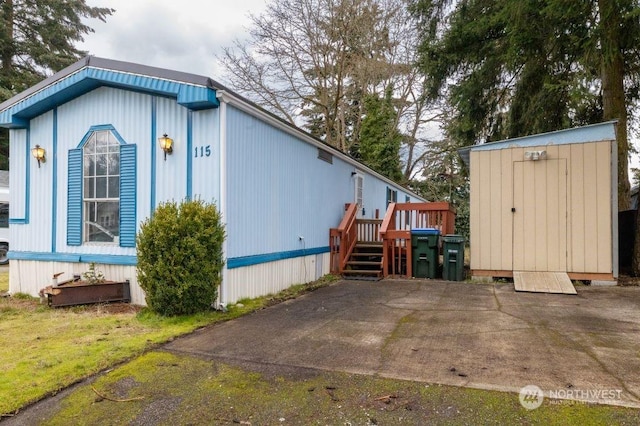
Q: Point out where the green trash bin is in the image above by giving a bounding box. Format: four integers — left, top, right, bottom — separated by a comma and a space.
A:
411, 228, 440, 278
443, 234, 465, 281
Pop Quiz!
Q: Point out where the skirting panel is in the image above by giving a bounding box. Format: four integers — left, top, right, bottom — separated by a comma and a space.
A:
224, 252, 330, 304
9, 260, 146, 305
9, 252, 332, 307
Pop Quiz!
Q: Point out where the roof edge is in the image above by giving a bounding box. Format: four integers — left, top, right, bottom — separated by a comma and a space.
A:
458, 121, 618, 168
0, 56, 229, 113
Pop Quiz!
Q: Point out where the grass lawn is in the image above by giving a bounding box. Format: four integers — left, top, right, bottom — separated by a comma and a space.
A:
41, 352, 640, 425
0, 271, 338, 417
0, 268, 8, 292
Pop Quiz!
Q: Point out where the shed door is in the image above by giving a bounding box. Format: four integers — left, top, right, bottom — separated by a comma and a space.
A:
512, 159, 567, 271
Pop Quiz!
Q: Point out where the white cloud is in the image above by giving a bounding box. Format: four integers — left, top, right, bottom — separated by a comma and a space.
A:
81, 0, 267, 77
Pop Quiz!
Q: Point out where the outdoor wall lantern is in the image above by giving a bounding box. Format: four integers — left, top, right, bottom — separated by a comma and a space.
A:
158, 133, 174, 161
31, 144, 46, 167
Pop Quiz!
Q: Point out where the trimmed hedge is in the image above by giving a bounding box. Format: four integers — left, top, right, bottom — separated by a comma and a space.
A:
137, 200, 225, 316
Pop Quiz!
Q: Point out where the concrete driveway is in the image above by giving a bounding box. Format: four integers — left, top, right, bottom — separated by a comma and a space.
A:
166, 279, 640, 407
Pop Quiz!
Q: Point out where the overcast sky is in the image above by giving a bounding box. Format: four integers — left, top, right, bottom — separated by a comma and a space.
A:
79, 1, 640, 173
80, 0, 268, 79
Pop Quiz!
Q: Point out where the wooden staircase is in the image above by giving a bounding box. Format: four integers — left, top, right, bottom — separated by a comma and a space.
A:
341, 241, 383, 280
331, 202, 456, 279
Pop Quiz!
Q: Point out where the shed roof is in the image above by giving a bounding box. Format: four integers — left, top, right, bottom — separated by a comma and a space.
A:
458, 121, 618, 167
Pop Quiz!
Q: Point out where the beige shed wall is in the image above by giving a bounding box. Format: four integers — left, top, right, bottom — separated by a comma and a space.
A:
470, 140, 614, 275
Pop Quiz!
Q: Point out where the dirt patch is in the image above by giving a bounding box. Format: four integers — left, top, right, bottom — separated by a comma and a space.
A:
617, 274, 640, 286
57, 301, 143, 315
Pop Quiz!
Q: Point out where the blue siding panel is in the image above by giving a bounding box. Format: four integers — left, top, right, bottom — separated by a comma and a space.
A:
225, 105, 402, 259
120, 144, 137, 247
67, 148, 82, 246
225, 107, 343, 258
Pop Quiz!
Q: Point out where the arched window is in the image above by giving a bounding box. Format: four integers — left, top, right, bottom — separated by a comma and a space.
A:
83, 130, 121, 242
67, 125, 136, 247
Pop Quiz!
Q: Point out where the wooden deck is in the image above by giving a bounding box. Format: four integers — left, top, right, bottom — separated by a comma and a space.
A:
513, 271, 577, 295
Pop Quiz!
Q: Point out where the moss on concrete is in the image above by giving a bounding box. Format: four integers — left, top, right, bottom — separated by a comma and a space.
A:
41, 351, 640, 425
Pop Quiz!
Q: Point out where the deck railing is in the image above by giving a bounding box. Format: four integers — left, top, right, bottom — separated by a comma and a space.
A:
379, 202, 456, 278
329, 203, 358, 274
330, 205, 384, 274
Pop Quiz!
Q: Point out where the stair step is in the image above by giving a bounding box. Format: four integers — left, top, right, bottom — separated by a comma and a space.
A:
350, 252, 383, 257
342, 269, 382, 276
347, 261, 382, 266
356, 242, 383, 248
353, 247, 383, 254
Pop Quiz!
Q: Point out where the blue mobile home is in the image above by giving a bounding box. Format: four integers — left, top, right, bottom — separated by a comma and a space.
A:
0, 57, 423, 305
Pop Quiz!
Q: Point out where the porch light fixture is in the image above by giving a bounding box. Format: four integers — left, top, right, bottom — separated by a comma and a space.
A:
158, 133, 174, 161
31, 144, 46, 167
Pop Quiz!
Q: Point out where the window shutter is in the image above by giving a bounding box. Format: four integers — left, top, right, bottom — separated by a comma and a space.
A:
119, 144, 137, 247
67, 149, 83, 246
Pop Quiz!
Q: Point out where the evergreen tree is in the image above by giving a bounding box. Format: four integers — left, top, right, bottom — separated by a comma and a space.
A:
357, 85, 404, 182
412, 0, 640, 274
411, 0, 639, 208
0, 0, 113, 169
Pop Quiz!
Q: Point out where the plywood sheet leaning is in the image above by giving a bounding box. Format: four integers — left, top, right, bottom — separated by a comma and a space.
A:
513, 271, 577, 295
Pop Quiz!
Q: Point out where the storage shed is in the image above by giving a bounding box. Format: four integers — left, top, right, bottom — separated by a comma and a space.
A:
462, 122, 618, 283
0, 56, 425, 305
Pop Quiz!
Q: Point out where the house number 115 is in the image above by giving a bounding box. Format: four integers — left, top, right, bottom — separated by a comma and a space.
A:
194, 145, 211, 158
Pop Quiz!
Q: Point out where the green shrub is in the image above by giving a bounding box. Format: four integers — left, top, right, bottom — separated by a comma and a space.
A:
137, 199, 225, 316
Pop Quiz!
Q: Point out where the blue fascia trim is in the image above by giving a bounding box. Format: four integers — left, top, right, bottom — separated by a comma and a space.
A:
150, 96, 157, 212
227, 246, 330, 269
8, 250, 137, 265
186, 110, 193, 199
178, 85, 220, 110
9, 218, 27, 224
0, 68, 218, 129
3, 74, 100, 127
51, 108, 58, 252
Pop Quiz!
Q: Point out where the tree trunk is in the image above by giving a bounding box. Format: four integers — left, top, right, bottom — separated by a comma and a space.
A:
1, 0, 14, 76
598, 0, 636, 274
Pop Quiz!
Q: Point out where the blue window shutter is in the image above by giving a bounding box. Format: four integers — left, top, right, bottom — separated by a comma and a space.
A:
119, 144, 137, 247
67, 149, 83, 246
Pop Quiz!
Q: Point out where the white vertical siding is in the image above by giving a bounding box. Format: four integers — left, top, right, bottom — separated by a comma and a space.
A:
226, 253, 330, 303
9, 253, 331, 306
9, 260, 145, 305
